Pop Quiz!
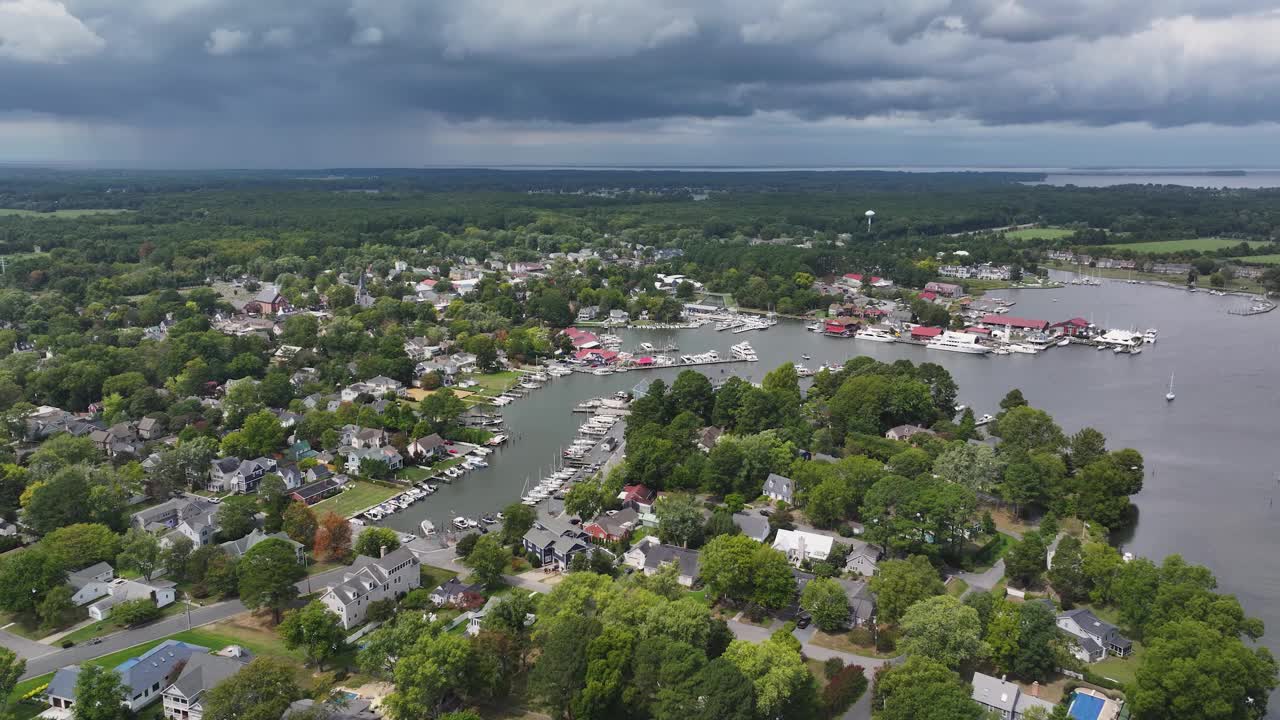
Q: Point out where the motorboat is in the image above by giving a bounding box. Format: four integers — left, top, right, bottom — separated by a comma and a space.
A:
855, 326, 897, 343
495, 512, 505, 522
1144, 328, 1158, 344
801, 354, 811, 360
975, 413, 995, 426
452, 517, 469, 531
591, 367, 613, 376
420, 520, 436, 536
481, 514, 498, 525
1057, 338, 1071, 347
793, 364, 815, 377
638, 342, 655, 352
1166, 371, 1176, 402
926, 332, 991, 355
991, 347, 1011, 355
806, 322, 822, 332
730, 341, 758, 361
470, 458, 489, 468
1007, 344, 1038, 355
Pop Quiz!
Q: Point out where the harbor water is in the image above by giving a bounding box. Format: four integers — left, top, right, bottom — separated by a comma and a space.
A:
382, 277, 1280, 666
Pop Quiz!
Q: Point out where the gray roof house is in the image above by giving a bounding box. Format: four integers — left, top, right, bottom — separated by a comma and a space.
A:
732, 512, 771, 542
160, 648, 252, 720
1057, 608, 1133, 661
319, 547, 422, 629
67, 562, 115, 606
971, 672, 1056, 719
284, 697, 379, 720
762, 473, 794, 504
45, 640, 209, 713
428, 577, 484, 607
623, 536, 700, 586
219, 528, 305, 563
132, 497, 221, 547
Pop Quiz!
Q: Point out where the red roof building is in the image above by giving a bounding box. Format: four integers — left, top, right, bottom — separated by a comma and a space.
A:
918, 291, 938, 302
963, 326, 993, 336
574, 348, 618, 363
563, 327, 601, 349
979, 314, 1050, 331
1051, 317, 1091, 336
910, 326, 944, 339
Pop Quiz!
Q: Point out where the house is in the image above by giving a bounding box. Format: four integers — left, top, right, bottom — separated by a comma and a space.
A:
839, 273, 864, 288
584, 507, 639, 543
885, 424, 935, 441
45, 641, 210, 714
345, 446, 404, 475
319, 547, 422, 629
924, 281, 964, 298
306, 464, 334, 483
576, 305, 600, 322
276, 463, 303, 490
762, 473, 794, 504
697, 426, 723, 452
251, 284, 288, 315
132, 498, 221, 547
406, 434, 448, 462
88, 577, 177, 621
67, 562, 116, 606
772, 529, 834, 565
732, 512, 771, 542
353, 273, 375, 308
219, 528, 305, 563
623, 536, 700, 586
616, 484, 657, 513
1051, 317, 1092, 337
843, 543, 881, 577
607, 309, 630, 324
283, 698, 379, 720
837, 578, 877, 627
137, 417, 162, 440
207, 456, 275, 494
339, 425, 386, 449
908, 325, 943, 341
161, 648, 251, 720
1057, 608, 1133, 662
521, 518, 589, 569
89, 422, 142, 458
428, 577, 484, 607
290, 478, 343, 505
971, 672, 1057, 720
979, 314, 1051, 333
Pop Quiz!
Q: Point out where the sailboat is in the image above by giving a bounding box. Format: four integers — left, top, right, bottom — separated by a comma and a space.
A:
1165, 372, 1176, 402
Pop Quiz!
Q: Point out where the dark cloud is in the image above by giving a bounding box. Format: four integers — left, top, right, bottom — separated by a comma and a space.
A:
2, 0, 1280, 165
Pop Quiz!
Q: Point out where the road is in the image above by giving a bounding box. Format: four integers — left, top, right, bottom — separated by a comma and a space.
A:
11, 566, 356, 680
952, 559, 1006, 597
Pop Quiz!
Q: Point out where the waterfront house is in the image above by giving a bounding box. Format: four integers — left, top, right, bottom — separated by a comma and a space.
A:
67, 562, 116, 606
46, 641, 209, 714
319, 547, 422, 630
971, 672, 1057, 719
345, 446, 404, 475
576, 305, 599, 322
924, 281, 964, 298
616, 484, 657, 513
886, 424, 935, 442
623, 536, 700, 586
1057, 608, 1133, 662
132, 497, 221, 547
220, 528, 305, 563
522, 526, 588, 569
160, 648, 251, 720
407, 433, 448, 462
772, 528, 833, 565
88, 577, 177, 621
762, 473, 794, 504
979, 314, 1050, 334
428, 577, 484, 607
1050, 317, 1092, 337
584, 507, 639, 543
908, 325, 944, 341
290, 478, 344, 505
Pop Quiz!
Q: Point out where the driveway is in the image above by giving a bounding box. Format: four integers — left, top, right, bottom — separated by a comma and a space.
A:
952, 558, 1006, 596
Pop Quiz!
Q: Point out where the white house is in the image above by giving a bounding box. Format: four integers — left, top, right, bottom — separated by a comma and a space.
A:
319, 547, 422, 630
971, 672, 1056, 720
161, 648, 251, 720
771, 529, 833, 566
762, 473, 794, 504
67, 562, 116, 606
843, 543, 880, 577
46, 641, 208, 714
88, 578, 177, 621
132, 498, 222, 547
622, 536, 700, 586
345, 446, 404, 475
1057, 608, 1133, 663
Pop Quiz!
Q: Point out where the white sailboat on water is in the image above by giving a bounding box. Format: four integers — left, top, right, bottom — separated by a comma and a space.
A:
1165, 371, 1176, 402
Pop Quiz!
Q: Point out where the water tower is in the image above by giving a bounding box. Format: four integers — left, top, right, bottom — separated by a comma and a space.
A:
865, 209, 876, 231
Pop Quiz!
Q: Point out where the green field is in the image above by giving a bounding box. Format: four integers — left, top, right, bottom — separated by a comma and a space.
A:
312, 480, 401, 517
1006, 227, 1075, 240
0, 208, 133, 218
1100, 238, 1266, 254
1238, 254, 1280, 265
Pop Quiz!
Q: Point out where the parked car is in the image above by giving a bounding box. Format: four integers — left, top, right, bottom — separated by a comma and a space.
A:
758, 508, 772, 517
796, 613, 812, 629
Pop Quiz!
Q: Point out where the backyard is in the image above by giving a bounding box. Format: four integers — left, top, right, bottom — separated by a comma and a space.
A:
1006, 227, 1076, 240
312, 480, 401, 518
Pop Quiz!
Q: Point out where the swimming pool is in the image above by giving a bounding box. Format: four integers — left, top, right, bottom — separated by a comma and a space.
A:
1068, 692, 1105, 720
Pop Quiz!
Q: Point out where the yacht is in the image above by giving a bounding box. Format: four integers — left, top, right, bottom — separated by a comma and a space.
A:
452, 517, 469, 531
855, 326, 897, 343
1057, 337, 1071, 347
638, 342, 655, 353
991, 347, 1011, 356
730, 341, 758, 361
975, 413, 995, 426
1144, 328, 1158, 344
793, 363, 815, 377
591, 367, 613, 376
1007, 343, 1038, 355
926, 332, 991, 355
1166, 372, 1176, 402
805, 322, 823, 332
420, 520, 436, 536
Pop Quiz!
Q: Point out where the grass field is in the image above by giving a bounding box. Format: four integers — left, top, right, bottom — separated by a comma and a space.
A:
1238, 254, 1280, 265
464, 370, 522, 396
1099, 238, 1267, 254
1006, 227, 1076, 240
0, 208, 133, 218
1092, 642, 1144, 687
312, 480, 401, 517
946, 579, 969, 597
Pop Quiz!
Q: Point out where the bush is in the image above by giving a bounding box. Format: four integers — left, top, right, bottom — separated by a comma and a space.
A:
112, 598, 162, 627
848, 627, 875, 647
837, 525, 856, 537
823, 657, 845, 679
366, 598, 396, 623
821, 665, 868, 717
455, 533, 480, 558
401, 589, 433, 610
529, 555, 542, 569
874, 627, 898, 653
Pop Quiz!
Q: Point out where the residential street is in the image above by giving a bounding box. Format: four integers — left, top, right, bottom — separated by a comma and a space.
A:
952, 558, 1006, 596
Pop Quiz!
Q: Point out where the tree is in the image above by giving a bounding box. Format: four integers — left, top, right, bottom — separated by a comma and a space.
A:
806, 476, 853, 528
0, 647, 23, 702
873, 656, 982, 720
750, 544, 798, 610
238, 538, 304, 623
313, 512, 352, 562
217, 495, 258, 541
653, 656, 755, 720
280, 600, 347, 669
355, 527, 400, 558
1047, 535, 1087, 605
986, 599, 1023, 676
1004, 533, 1047, 588
932, 442, 1002, 492
73, 665, 129, 720
465, 334, 501, 373
563, 480, 607, 519
1013, 602, 1063, 681
999, 389, 1028, 411
116, 528, 162, 580
111, 598, 162, 627
41, 523, 121, 571
203, 657, 302, 720
573, 624, 635, 719
898, 595, 986, 668
1133, 619, 1278, 720
162, 535, 195, 582
465, 535, 509, 589
993, 406, 1064, 452
1081, 541, 1124, 604
0, 546, 65, 614
282, 501, 318, 548
240, 410, 287, 457
799, 577, 851, 631
1068, 427, 1108, 471
655, 493, 704, 547
23, 466, 93, 535
722, 634, 817, 719
500, 502, 536, 546
530, 615, 600, 720
258, 474, 290, 533
869, 555, 945, 624
37, 585, 75, 630
668, 370, 716, 422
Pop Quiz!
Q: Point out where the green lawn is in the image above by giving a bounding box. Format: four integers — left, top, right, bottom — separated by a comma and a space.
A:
1091, 642, 1144, 687
1238, 254, 1280, 265
0, 609, 84, 641
399, 465, 433, 482
312, 480, 401, 518
1006, 227, 1076, 240
1099, 238, 1267, 254
60, 602, 189, 645
463, 371, 522, 396
946, 579, 969, 597
685, 588, 711, 606
0, 208, 133, 218
421, 564, 457, 590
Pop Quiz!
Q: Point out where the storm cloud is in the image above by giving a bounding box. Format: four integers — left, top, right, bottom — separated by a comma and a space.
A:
4, 0, 1280, 166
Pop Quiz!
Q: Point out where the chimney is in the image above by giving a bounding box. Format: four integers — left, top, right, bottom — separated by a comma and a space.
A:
380, 545, 388, 558
1030, 681, 1041, 697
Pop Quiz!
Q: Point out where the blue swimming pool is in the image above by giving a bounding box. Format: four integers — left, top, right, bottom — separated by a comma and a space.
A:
1069, 692, 1105, 720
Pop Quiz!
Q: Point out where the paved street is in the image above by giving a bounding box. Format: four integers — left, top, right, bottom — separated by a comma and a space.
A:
12, 566, 355, 680
952, 558, 1006, 596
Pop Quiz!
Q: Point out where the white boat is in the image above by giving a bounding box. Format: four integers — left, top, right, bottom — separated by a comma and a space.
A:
801, 354, 811, 360
855, 326, 897, 343
926, 332, 991, 355
638, 342, 654, 352
1166, 371, 1175, 402
1057, 338, 1071, 347
1113, 345, 1125, 354
1007, 343, 1038, 355
1144, 329, 1158, 344
805, 322, 822, 332
975, 413, 994, 426
730, 341, 758, 361
1129, 346, 1143, 355
471, 459, 489, 468
991, 347, 1011, 356
420, 520, 436, 536
793, 363, 815, 377
452, 517, 469, 531
591, 368, 613, 376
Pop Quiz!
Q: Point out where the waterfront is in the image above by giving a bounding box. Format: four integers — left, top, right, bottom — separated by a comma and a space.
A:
382, 276, 1280, 662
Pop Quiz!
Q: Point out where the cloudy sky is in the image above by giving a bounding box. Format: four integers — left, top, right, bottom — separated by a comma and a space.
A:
4, 0, 1280, 168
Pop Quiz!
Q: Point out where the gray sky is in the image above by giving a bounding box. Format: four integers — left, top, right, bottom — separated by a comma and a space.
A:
4, 0, 1280, 168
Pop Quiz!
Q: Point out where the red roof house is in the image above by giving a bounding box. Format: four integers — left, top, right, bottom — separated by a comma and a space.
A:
979, 314, 1050, 332
1051, 317, 1091, 336
910, 326, 944, 339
